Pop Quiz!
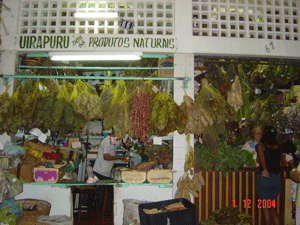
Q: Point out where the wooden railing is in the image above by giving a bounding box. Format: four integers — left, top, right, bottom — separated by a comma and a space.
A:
195, 168, 289, 225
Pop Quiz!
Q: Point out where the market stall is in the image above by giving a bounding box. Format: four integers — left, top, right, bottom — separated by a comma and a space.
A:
1, 0, 300, 225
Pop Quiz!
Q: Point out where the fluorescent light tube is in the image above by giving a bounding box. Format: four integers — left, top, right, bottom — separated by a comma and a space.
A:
74, 12, 118, 18
49, 52, 142, 61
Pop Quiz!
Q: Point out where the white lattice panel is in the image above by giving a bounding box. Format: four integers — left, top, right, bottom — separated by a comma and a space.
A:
19, 0, 174, 35
192, 0, 300, 41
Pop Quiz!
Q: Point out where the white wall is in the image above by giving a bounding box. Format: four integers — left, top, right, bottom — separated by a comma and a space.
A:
192, 36, 300, 60
15, 184, 73, 218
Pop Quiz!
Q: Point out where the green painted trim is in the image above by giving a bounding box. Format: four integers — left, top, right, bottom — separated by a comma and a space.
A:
150, 135, 173, 140
2, 75, 190, 81
24, 182, 174, 188
26, 53, 49, 58
18, 65, 173, 70
142, 54, 168, 58
25, 53, 168, 59
80, 136, 105, 140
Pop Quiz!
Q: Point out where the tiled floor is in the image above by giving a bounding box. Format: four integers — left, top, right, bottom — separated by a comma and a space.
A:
73, 211, 113, 225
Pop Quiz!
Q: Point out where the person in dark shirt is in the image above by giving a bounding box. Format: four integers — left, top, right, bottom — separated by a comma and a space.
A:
255, 126, 284, 225
282, 140, 299, 219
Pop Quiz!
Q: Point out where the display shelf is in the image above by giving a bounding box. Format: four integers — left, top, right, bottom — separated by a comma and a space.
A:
150, 135, 173, 141
117, 182, 173, 188
13, 133, 53, 145
25, 180, 173, 188
13, 133, 43, 145
80, 135, 105, 140
15, 133, 36, 139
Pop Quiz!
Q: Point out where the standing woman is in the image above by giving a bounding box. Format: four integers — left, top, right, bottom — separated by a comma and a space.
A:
242, 125, 264, 167
255, 126, 284, 225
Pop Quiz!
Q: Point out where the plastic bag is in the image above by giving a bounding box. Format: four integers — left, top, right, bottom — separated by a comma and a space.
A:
37, 215, 72, 225
4, 172, 22, 199
0, 169, 12, 203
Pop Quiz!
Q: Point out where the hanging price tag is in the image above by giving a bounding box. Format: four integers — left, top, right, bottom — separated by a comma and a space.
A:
120, 19, 134, 30
153, 137, 162, 145
152, 85, 159, 93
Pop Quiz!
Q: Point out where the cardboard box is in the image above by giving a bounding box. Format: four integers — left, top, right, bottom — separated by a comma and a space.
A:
24, 141, 56, 153
10, 164, 34, 183
157, 57, 174, 78
121, 170, 147, 184
146, 169, 173, 184
33, 163, 66, 183
68, 138, 80, 147
24, 141, 70, 160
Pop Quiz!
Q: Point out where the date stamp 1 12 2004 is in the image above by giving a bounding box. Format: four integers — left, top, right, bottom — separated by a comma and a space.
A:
232, 199, 276, 209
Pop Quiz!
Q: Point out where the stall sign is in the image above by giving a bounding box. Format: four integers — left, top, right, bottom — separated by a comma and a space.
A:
17, 34, 176, 52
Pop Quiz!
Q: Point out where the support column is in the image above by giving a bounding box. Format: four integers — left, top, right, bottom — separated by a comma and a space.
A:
0, 51, 17, 95
172, 53, 194, 198
0, 0, 20, 95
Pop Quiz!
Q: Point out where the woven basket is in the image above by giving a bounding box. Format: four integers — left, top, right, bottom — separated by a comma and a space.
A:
21, 57, 44, 74
15, 199, 51, 225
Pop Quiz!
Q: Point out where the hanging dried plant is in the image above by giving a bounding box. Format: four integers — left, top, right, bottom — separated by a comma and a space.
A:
130, 84, 151, 143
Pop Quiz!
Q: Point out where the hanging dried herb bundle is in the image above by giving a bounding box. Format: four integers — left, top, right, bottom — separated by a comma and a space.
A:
0, 79, 45, 134
38, 92, 55, 131
99, 80, 124, 131
0, 88, 12, 134
38, 82, 87, 134
149, 92, 169, 134
196, 77, 236, 139
180, 95, 213, 135
202, 126, 220, 159
149, 92, 187, 136
38, 92, 62, 132
184, 134, 194, 173
74, 80, 102, 121
227, 75, 243, 111
20, 80, 44, 130
130, 84, 151, 143
2, 80, 37, 134
196, 78, 226, 111
108, 80, 130, 139
98, 81, 113, 128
